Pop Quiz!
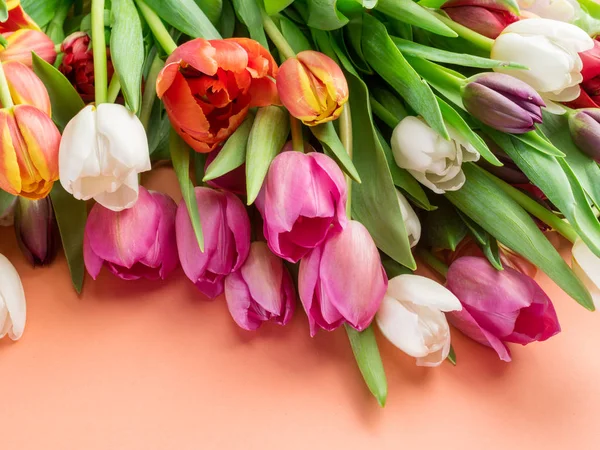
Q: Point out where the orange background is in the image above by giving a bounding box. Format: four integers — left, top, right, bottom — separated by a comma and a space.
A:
0, 169, 599, 450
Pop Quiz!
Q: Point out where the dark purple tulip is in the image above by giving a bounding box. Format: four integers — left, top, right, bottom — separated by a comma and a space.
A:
14, 196, 59, 266
462, 73, 545, 134
568, 108, 600, 161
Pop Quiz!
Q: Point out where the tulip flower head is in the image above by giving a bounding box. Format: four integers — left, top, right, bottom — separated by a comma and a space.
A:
157, 38, 279, 153
0, 29, 56, 67
571, 239, 600, 308
298, 220, 388, 336
376, 274, 462, 367
442, 0, 520, 39
396, 190, 421, 248
59, 103, 151, 211
84, 187, 179, 281
1, 60, 51, 113
276, 51, 349, 126
568, 108, 600, 161
224, 242, 295, 331
0, 1, 40, 33
14, 196, 58, 266
256, 150, 348, 263
0, 253, 26, 340
568, 40, 600, 108
446, 256, 560, 361
176, 187, 251, 299
517, 0, 579, 22
391, 116, 480, 194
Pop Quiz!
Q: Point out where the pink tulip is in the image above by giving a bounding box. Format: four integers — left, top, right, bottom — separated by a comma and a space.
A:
224, 242, 295, 330
446, 256, 560, 362
256, 150, 347, 263
84, 187, 178, 280
176, 187, 250, 298
298, 220, 387, 336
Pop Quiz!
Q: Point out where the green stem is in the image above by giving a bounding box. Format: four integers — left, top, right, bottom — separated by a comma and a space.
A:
340, 104, 353, 219
290, 116, 304, 152
54, 43, 62, 53
140, 54, 164, 129
0, 62, 14, 108
92, 0, 107, 104
136, 0, 178, 55
45, 0, 71, 44
370, 96, 401, 129
416, 249, 449, 278
106, 74, 121, 103
429, 11, 494, 52
260, 9, 296, 60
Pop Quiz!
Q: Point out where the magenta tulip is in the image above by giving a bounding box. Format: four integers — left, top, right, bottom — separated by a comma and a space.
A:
298, 220, 387, 336
446, 256, 560, 362
256, 150, 347, 263
84, 187, 178, 280
176, 187, 250, 298
224, 242, 295, 330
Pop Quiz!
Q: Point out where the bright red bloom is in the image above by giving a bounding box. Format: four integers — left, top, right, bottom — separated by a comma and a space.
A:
442, 0, 519, 39
156, 38, 279, 153
566, 39, 600, 109
0, 1, 40, 33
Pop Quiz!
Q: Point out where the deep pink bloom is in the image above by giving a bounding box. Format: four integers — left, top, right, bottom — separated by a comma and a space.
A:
256, 151, 347, 263
446, 256, 560, 362
204, 145, 246, 195
84, 187, 178, 280
298, 220, 387, 336
176, 187, 251, 298
224, 241, 295, 330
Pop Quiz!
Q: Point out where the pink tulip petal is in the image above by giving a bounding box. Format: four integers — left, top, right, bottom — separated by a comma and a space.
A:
225, 271, 263, 330
241, 242, 283, 315
278, 269, 296, 326
146, 191, 178, 279
298, 246, 326, 336
224, 191, 251, 271
83, 230, 103, 280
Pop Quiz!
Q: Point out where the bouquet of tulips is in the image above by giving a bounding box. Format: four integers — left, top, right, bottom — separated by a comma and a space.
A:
2, 0, 600, 406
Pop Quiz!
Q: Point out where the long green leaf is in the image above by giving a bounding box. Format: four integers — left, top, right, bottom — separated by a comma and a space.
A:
307, 0, 349, 30
423, 196, 467, 251
231, 0, 268, 49
513, 131, 565, 157
264, 0, 294, 15
142, 0, 221, 39
0, 189, 15, 217
280, 15, 313, 53
457, 210, 503, 270
310, 122, 361, 183
194, 0, 222, 25
21, 0, 61, 27
375, 0, 457, 37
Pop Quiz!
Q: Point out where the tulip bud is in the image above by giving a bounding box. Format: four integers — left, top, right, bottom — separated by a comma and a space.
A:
442, 0, 519, 39
277, 51, 349, 126
396, 190, 421, 248
571, 239, 600, 308
0, 29, 56, 67
2, 61, 51, 114
446, 256, 560, 361
298, 220, 387, 336
376, 274, 462, 367
462, 73, 545, 134
0, 253, 26, 340
14, 196, 58, 266
568, 108, 600, 161
0, 1, 39, 33
224, 242, 295, 330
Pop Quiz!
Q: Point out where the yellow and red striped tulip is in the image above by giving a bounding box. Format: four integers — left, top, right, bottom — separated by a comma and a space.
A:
0, 105, 61, 199
0, 29, 57, 67
0, 1, 40, 33
1, 61, 51, 114
276, 51, 349, 126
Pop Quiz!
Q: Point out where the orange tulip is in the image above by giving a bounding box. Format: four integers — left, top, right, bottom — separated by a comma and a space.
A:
156, 38, 279, 153
0, 0, 40, 33
1, 61, 51, 114
0, 29, 56, 67
276, 51, 349, 126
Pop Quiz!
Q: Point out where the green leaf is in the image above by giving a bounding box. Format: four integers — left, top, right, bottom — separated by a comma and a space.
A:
32, 52, 85, 130
219, 0, 235, 38
246, 106, 290, 205
345, 325, 388, 407
142, 0, 221, 39
513, 131, 565, 157
445, 163, 594, 310
392, 37, 527, 69
423, 196, 467, 251
382, 258, 412, 278
264, 0, 294, 15
447, 345, 456, 365
342, 18, 373, 74
110, 0, 144, 113
170, 131, 204, 251
21, 0, 61, 27
280, 15, 313, 53
50, 183, 86, 294
194, 0, 222, 25
204, 114, 254, 181
375, 0, 457, 37
148, 103, 172, 159
370, 86, 407, 124
0, 189, 15, 216
362, 14, 448, 139
307, 0, 349, 30
231, 0, 268, 49
310, 122, 361, 183
457, 210, 503, 270
0, 0, 8, 22
405, 55, 465, 108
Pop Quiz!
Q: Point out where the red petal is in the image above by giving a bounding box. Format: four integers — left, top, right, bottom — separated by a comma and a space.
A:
248, 77, 280, 107
209, 39, 248, 73
162, 70, 210, 139
229, 38, 278, 78
166, 38, 218, 76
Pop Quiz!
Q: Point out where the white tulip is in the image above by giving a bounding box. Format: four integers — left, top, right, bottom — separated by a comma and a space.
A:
0, 254, 26, 340
492, 19, 594, 111
59, 104, 151, 212
376, 274, 462, 367
396, 190, 421, 248
572, 239, 600, 307
517, 0, 578, 23
391, 116, 479, 194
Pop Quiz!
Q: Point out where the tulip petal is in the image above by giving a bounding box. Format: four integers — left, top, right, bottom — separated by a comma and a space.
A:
277, 58, 323, 121
247, 77, 280, 107
92, 171, 140, 211
225, 271, 263, 330
376, 295, 429, 357
386, 274, 462, 312
83, 229, 104, 279
3, 61, 51, 114
224, 191, 251, 271
239, 243, 284, 315
230, 38, 278, 78
0, 109, 21, 195
297, 51, 348, 104
0, 253, 26, 340
149, 191, 179, 279
166, 38, 218, 76
501, 18, 593, 54
0, 29, 56, 67
208, 39, 248, 73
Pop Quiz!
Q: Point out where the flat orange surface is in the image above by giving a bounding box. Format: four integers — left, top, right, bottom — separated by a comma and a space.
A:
1, 169, 599, 450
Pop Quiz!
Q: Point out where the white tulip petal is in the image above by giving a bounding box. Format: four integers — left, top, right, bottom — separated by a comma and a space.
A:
431, 170, 466, 192
93, 171, 140, 212
502, 19, 593, 53
416, 337, 450, 367
408, 169, 445, 194
396, 191, 421, 247
376, 295, 429, 357
387, 274, 462, 312
392, 117, 438, 171
0, 254, 26, 340
546, 84, 581, 102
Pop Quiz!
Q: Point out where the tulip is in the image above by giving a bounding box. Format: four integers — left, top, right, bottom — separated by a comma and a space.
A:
157, 38, 279, 153
391, 116, 480, 194
0, 253, 26, 340
491, 19, 594, 110
517, 0, 579, 22
567, 40, 600, 109
376, 274, 462, 367
256, 150, 347, 263
0, 29, 56, 67
0, 105, 61, 199
298, 220, 387, 336
176, 187, 251, 298
568, 108, 600, 161
462, 73, 545, 133
1, 61, 51, 114
14, 196, 58, 266
396, 190, 421, 248
59, 104, 151, 211
0, 1, 39, 33
224, 242, 295, 330
442, 0, 520, 39
204, 145, 246, 195
83, 187, 178, 281
571, 239, 600, 308
446, 256, 560, 361
277, 51, 349, 126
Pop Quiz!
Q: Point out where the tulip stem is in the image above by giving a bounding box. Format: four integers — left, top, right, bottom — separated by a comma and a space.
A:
340, 104, 353, 219
429, 11, 494, 52
136, 0, 178, 55
92, 0, 107, 104
0, 62, 14, 108
261, 9, 296, 60
290, 117, 304, 152
107, 74, 121, 104
140, 54, 164, 129
416, 249, 449, 278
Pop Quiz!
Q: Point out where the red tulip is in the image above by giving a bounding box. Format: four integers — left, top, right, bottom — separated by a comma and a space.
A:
442, 0, 519, 39
0, 29, 56, 67
156, 38, 279, 153
1, 61, 51, 114
0, 1, 39, 33
565, 39, 600, 108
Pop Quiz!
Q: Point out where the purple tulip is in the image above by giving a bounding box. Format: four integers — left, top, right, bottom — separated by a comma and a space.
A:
446, 256, 560, 362
14, 196, 59, 266
256, 150, 347, 263
84, 187, 178, 280
176, 187, 250, 298
462, 73, 545, 134
568, 108, 600, 161
224, 242, 295, 330
298, 220, 387, 336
